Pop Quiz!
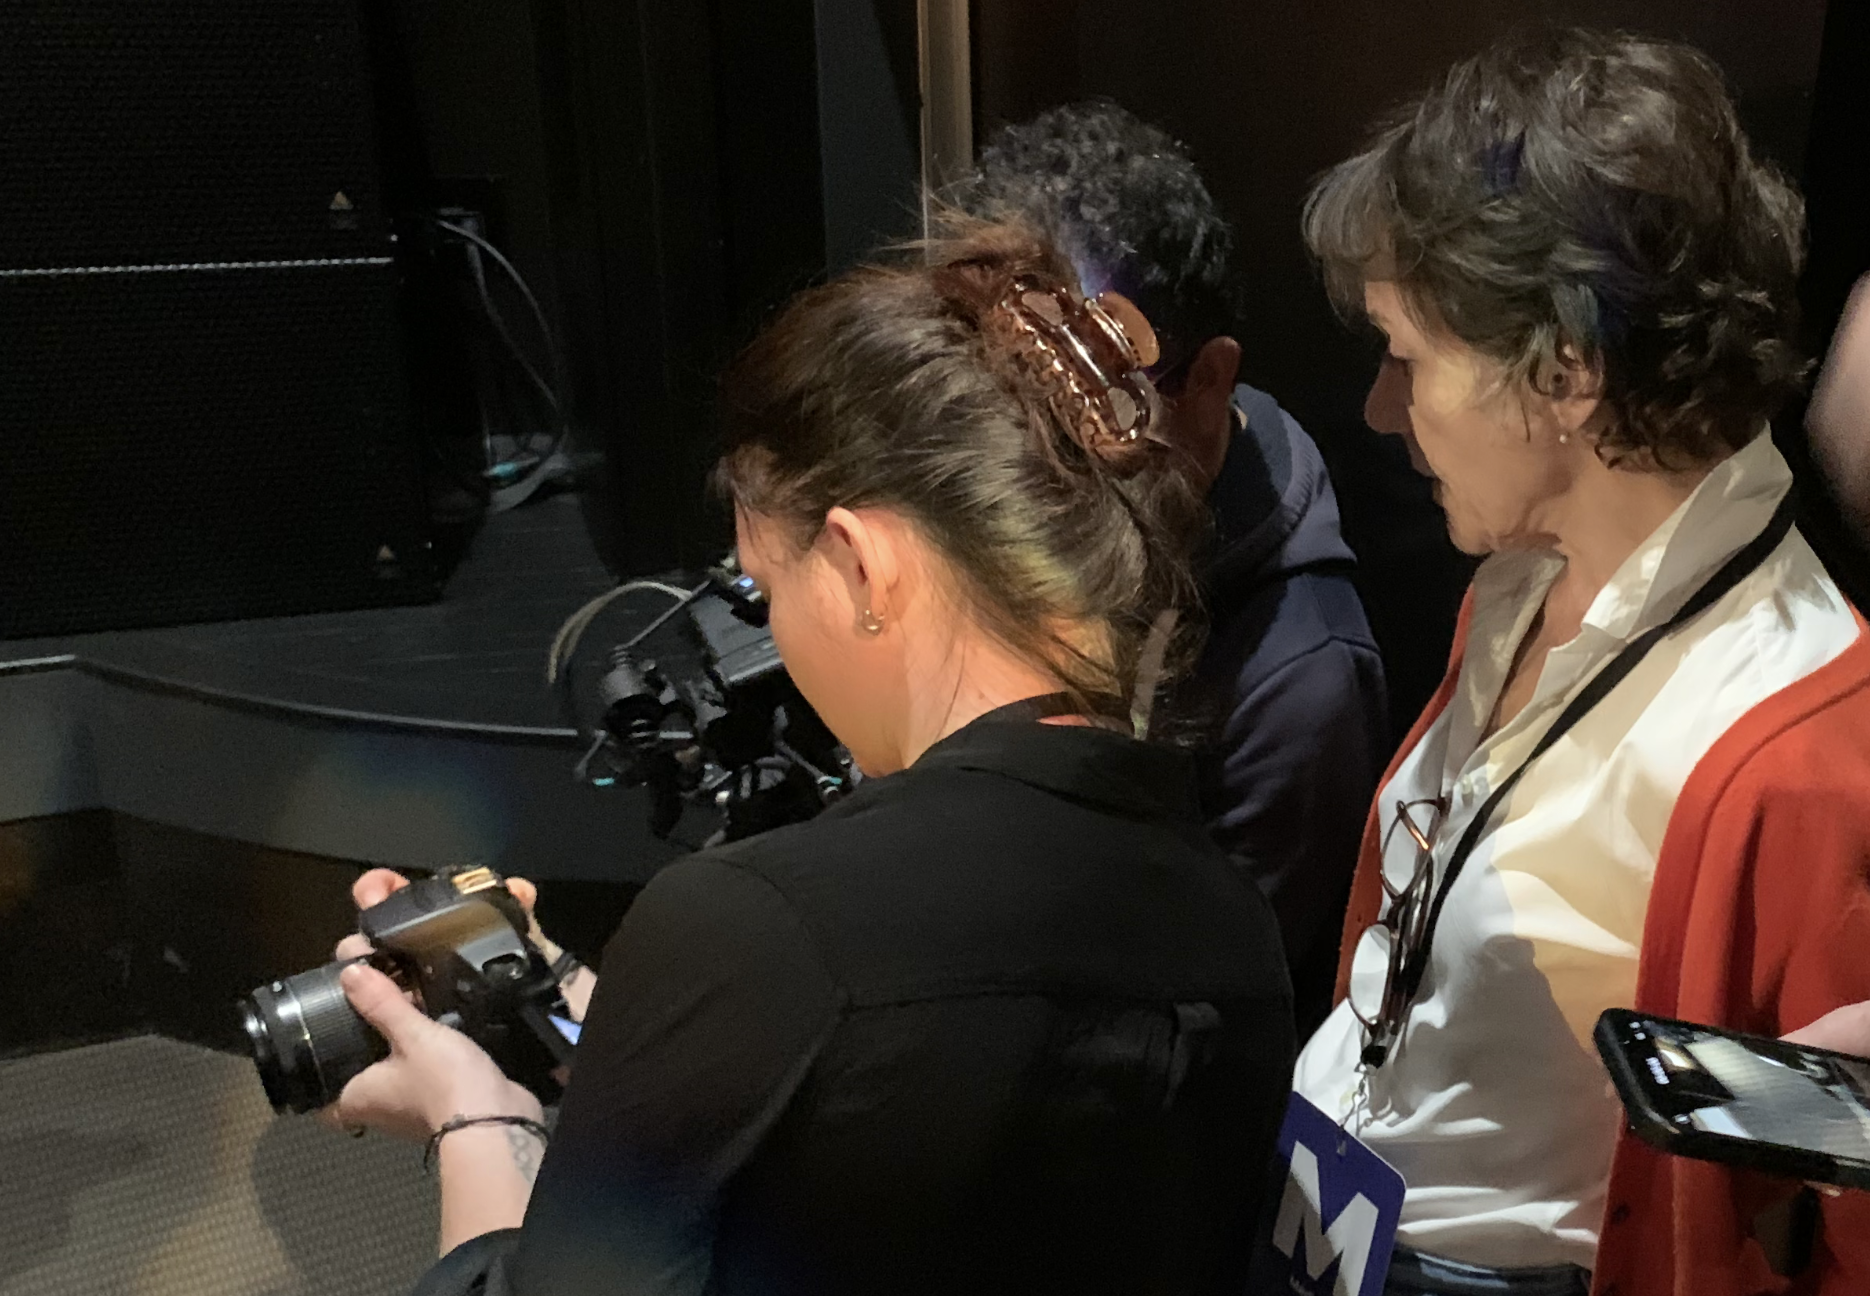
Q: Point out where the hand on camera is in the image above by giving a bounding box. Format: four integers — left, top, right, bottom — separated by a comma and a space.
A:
323, 961, 542, 1142
332, 867, 543, 961
333, 867, 596, 1025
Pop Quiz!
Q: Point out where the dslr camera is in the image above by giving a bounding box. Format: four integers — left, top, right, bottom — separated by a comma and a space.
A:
239, 866, 577, 1115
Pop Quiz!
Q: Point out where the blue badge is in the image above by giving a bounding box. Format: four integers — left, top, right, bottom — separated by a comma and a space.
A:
1245, 1092, 1405, 1296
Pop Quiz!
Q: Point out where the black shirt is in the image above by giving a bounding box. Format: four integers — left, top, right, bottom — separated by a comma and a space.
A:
418, 711, 1295, 1296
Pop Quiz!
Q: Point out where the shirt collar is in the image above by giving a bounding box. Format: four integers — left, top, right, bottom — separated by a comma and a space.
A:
1580, 429, 1791, 644
909, 712, 1202, 822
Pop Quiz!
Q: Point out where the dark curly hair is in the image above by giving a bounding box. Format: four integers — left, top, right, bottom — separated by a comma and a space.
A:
953, 100, 1237, 375
1305, 28, 1808, 469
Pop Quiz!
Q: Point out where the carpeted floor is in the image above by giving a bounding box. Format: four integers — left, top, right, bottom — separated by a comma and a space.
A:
0, 1035, 438, 1296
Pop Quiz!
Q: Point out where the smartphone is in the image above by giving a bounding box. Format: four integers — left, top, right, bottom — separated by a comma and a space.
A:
1595, 1009, 1870, 1191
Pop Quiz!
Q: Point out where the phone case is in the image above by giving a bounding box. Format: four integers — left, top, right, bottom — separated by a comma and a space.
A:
1594, 1009, 1870, 1193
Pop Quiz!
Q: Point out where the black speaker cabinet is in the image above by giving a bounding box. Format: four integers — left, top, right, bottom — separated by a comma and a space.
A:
0, 1, 438, 638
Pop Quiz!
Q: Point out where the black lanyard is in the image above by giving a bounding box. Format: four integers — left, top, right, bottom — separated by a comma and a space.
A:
1393, 489, 1799, 1008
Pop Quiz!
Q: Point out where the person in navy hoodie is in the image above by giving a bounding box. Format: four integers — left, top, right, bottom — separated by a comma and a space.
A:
957, 101, 1388, 1036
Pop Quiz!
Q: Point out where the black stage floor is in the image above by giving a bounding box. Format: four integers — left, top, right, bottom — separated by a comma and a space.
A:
4, 493, 618, 737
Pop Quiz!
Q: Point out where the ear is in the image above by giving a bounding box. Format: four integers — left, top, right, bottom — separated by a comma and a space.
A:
1544, 343, 1605, 440
1168, 336, 1242, 486
819, 506, 904, 627
1183, 335, 1242, 404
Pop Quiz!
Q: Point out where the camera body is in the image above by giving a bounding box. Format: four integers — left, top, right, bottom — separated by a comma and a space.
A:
587, 557, 854, 841
240, 867, 576, 1115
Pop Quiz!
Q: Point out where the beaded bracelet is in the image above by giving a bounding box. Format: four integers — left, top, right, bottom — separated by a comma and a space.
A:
423, 1114, 552, 1175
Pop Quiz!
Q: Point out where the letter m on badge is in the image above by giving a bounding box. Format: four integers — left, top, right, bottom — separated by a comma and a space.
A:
1245, 1094, 1404, 1296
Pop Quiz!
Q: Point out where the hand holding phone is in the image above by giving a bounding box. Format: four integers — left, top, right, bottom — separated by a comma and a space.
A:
1596, 1009, 1870, 1192
1786, 1002, 1870, 1057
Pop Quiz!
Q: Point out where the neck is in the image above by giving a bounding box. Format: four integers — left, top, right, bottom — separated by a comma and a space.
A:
1546, 456, 1714, 605
892, 632, 1070, 772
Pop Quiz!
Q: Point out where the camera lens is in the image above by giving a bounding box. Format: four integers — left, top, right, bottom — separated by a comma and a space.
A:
238, 961, 388, 1114
599, 652, 663, 747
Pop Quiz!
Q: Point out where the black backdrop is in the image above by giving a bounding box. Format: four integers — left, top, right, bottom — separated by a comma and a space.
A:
364, 0, 922, 578
0, 0, 440, 637
367, 0, 1870, 729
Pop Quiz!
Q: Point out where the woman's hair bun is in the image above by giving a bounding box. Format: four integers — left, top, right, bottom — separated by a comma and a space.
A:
715, 214, 1207, 721
980, 277, 1170, 477
923, 217, 1182, 481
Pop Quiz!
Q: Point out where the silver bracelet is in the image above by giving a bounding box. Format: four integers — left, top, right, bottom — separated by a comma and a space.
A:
423, 1114, 550, 1175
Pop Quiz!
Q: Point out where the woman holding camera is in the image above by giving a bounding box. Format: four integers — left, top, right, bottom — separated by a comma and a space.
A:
328, 220, 1296, 1296
1289, 29, 1870, 1296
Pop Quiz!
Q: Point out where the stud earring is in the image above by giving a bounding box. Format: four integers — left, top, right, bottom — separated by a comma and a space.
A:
1558, 432, 1570, 444
860, 608, 885, 635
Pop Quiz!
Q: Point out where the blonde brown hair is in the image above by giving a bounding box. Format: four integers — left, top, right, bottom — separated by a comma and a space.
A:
715, 218, 1207, 720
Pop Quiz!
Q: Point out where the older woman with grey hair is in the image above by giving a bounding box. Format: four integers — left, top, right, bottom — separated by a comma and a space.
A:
1290, 29, 1870, 1296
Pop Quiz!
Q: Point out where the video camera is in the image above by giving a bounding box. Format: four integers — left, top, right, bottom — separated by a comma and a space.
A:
239, 867, 576, 1114
570, 555, 855, 843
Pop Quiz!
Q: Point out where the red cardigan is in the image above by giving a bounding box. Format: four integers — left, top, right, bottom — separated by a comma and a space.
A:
1333, 596, 1870, 1296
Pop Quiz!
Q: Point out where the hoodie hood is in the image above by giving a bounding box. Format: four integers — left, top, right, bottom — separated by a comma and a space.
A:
1202, 383, 1355, 603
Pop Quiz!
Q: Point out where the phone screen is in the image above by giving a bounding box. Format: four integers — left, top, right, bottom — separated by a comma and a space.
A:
1627, 1016, 1870, 1166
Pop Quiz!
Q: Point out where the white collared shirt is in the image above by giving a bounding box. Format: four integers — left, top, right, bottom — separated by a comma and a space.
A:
1293, 433, 1862, 1269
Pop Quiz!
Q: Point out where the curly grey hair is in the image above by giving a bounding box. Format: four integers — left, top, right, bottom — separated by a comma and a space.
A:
1306, 28, 1808, 469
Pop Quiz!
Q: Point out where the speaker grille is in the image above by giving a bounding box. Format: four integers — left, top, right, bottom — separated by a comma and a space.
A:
0, 259, 436, 638
0, 2, 436, 637
0, 0, 389, 268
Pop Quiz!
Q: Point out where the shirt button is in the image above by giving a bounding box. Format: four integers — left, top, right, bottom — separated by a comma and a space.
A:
1608, 1203, 1631, 1225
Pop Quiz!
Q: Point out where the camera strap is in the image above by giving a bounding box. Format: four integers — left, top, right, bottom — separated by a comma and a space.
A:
1392, 487, 1799, 1013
